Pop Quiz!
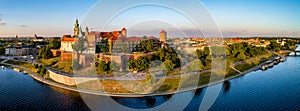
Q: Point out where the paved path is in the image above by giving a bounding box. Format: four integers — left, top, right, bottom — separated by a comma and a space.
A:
1, 59, 8, 63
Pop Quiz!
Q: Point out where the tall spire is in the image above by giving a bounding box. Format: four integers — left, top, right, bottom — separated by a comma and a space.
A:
75, 18, 79, 28
74, 18, 80, 37
78, 26, 83, 37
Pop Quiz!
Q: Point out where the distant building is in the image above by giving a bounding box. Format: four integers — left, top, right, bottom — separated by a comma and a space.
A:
5, 45, 37, 56
32, 34, 45, 42
277, 39, 286, 46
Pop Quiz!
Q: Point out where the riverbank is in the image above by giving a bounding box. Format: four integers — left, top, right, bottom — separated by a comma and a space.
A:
0, 55, 279, 97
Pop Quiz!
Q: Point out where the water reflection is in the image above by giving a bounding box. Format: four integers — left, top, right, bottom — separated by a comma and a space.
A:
145, 97, 156, 108
50, 86, 82, 97
111, 94, 173, 109
194, 88, 204, 97
222, 81, 231, 93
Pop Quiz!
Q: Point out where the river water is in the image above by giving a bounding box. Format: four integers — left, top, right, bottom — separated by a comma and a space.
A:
1, 55, 300, 110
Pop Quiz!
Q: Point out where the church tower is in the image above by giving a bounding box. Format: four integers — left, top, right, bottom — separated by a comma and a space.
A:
73, 18, 80, 37
121, 27, 127, 37
85, 27, 89, 36
160, 30, 167, 44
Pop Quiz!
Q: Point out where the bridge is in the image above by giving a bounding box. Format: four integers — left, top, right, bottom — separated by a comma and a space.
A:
291, 50, 300, 56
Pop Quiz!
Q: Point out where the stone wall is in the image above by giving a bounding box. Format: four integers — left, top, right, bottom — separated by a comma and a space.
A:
51, 49, 61, 57
48, 69, 97, 86
61, 51, 73, 61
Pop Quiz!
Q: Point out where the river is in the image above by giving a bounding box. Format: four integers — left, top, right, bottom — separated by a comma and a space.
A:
1, 55, 300, 110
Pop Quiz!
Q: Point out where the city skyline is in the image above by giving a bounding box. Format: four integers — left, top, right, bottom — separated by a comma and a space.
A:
0, 0, 300, 37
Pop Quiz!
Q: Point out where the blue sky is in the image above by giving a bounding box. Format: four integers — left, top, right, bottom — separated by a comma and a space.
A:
0, 0, 300, 37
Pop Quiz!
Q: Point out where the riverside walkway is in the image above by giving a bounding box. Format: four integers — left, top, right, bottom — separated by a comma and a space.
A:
0, 56, 278, 97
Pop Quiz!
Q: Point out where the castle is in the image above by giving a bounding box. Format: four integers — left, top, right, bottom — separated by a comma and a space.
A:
55, 18, 167, 70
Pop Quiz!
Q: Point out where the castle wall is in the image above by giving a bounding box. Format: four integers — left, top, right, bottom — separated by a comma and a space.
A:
48, 69, 97, 86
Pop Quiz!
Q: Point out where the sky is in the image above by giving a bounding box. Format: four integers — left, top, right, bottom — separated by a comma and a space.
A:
0, 0, 300, 37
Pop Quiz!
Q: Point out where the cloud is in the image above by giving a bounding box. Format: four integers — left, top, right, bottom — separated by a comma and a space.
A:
0, 22, 6, 26
20, 25, 27, 27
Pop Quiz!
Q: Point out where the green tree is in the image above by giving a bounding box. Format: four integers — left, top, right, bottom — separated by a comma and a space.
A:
37, 65, 47, 76
30, 41, 36, 46
98, 60, 109, 73
189, 59, 204, 71
269, 41, 280, 51
0, 47, 5, 55
204, 47, 210, 56
142, 35, 148, 40
128, 60, 136, 71
145, 74, 156, 84
72, 38, 86, 54
237, 53, 246, 61
72, 59, 82, 70
38, 46, 53, 59
110, 61, 120, 71
49, 39, 61, 49
96, 39, 109, 53
162, 60, 175, 72
135, 56, 150, 71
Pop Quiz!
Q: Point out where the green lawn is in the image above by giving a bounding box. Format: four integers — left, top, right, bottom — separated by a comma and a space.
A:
38, 57, 73, 74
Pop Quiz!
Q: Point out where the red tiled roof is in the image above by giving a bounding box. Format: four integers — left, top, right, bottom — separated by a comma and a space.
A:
125, 37, 142, 41
160, 30, 166, 33
148, 36, 158, 40
232, 38, 241, 41
61, 36, 77, 42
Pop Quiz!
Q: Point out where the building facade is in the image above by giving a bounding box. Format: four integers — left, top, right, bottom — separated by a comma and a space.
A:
5, 45, 38, 56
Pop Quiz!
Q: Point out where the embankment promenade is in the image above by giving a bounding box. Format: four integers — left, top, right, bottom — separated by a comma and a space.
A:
0, 56, 278, 97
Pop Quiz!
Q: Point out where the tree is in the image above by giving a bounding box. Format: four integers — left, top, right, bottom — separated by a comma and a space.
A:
269, 41, 280, 51
128, 60, 136, 71
110, 61, 120, 71
37, 65, 47, 76
38, 46, 53, 59
128, 56, 150, 72
98, 60, 109, 73
49, 39, 61, 49
72, 59, 82, 70
142, 35, 148, 40
189, 59, 204, 71
162, 60, 175, 72
145, 74, 156, 84
96, 39, 109, 53
135, 56, 150, 71
96, 45, 109, 53
0, 47, 5, 55
204, 47, 210, 56
274, 47, 281, 52
237, 53, 246, 61
72, 38, 86, 54
30, 41, 36, 46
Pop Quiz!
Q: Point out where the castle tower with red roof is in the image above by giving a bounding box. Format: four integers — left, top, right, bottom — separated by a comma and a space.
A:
122, 27, 127, 37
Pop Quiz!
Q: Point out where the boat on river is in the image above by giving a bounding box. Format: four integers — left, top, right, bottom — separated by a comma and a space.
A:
13, 67, 22, 72
261, 56, 286, 71
23, 70, 28, 74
